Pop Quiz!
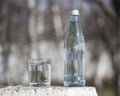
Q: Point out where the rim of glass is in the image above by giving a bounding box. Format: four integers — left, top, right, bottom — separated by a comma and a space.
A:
28, 58, 51, 65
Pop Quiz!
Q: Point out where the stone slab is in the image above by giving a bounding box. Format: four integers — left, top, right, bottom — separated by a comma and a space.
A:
0, 85, 98, 96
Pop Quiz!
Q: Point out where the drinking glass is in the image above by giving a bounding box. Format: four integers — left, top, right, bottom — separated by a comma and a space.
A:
28, 58, 51, 87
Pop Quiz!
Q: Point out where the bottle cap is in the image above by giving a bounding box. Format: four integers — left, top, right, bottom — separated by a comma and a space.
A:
71, 10, 79, 15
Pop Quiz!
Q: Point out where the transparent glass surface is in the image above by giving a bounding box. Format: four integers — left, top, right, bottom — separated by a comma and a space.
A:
28, 59, 51, 87
64, 15, 85, 87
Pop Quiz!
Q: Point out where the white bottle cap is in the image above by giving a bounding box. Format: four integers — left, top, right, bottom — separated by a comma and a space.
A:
71, 10, 79, 15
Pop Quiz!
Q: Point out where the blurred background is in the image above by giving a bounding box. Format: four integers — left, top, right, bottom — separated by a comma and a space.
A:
0, 0, 120, 96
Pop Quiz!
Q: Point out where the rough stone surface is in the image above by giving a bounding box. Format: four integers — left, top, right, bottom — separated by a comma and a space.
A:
0, 85, 98, 96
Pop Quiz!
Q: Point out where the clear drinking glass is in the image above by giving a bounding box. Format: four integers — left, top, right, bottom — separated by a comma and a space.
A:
28, 58, 51, 87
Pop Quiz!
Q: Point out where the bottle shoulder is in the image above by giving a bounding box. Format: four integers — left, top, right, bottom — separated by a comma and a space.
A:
64, 15, 85, 48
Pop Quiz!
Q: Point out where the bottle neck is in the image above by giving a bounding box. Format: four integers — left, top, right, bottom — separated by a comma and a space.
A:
69, 15, 80, 21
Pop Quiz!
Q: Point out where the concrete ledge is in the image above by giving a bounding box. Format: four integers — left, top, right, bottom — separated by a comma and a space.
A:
0, 85, 98, 96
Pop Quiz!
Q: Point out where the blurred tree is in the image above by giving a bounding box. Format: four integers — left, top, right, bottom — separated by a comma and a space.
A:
112, 0, 120, 96
0, 0, 8, 85
0, 0, 30, 85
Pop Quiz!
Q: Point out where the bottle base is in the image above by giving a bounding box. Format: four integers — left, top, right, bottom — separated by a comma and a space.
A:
64, 81, 85, 87
64, 76, 85, 87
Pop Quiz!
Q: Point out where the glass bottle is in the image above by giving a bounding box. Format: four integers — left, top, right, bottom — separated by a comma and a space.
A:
64, 10, 85, 87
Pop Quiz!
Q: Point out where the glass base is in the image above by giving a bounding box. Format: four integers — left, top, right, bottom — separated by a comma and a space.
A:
29, 82, 50, 87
